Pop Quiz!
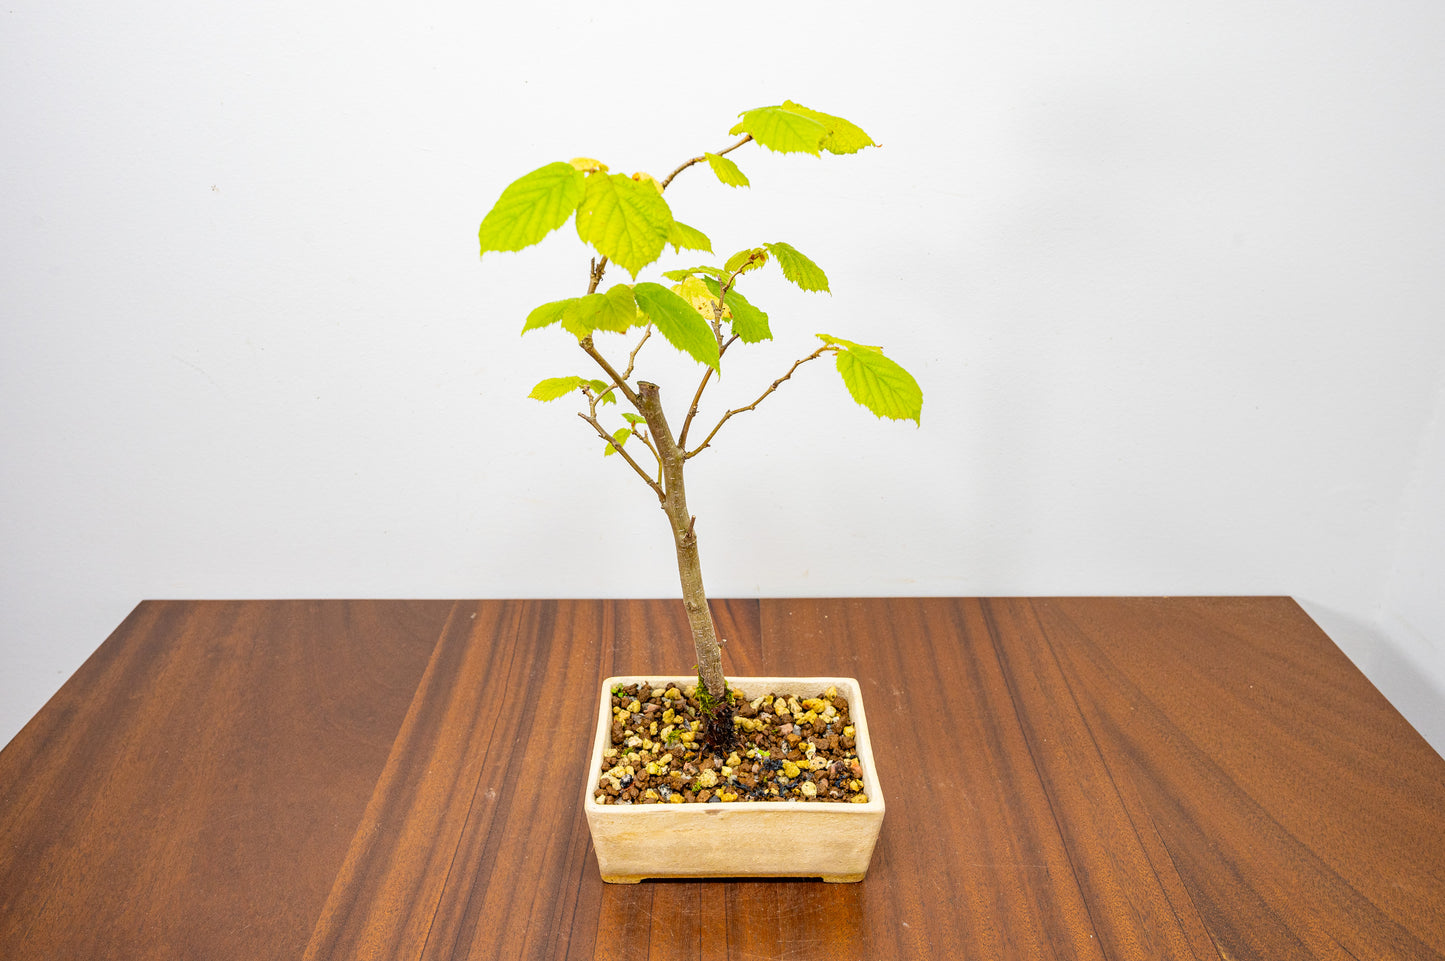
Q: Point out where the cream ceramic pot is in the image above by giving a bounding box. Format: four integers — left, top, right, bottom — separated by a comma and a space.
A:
584, 675, 885, 883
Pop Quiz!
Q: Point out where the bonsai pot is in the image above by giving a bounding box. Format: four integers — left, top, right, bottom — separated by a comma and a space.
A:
583, 675, 885, 883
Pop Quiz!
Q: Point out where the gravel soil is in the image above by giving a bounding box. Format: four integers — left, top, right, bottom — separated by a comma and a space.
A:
594, 681, 870, 805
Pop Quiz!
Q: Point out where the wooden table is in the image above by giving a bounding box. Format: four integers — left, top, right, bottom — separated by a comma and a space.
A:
1, 598, 1442, 960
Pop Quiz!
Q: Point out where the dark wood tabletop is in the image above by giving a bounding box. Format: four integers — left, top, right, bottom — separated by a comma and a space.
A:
1, 597, 1442, 960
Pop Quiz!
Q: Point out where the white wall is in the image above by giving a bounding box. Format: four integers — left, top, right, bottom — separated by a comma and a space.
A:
4, 0, 1443, 752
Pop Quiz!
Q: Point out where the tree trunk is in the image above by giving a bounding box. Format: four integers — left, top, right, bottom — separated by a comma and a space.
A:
636, 381, 734, 752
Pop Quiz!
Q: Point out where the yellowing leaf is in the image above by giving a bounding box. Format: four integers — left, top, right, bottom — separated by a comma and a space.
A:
703, 279, 771, 343
569, 157, 609, 174
673, 276, 729, 319
479, 162, 586, 256
630, 171, 664, 194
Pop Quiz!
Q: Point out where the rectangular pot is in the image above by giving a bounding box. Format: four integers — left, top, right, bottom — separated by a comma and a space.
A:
583, 675, 885, 883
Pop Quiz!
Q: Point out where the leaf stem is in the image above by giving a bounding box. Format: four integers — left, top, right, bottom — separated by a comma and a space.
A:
686, 345, 834, 459
660, 134, 754, 191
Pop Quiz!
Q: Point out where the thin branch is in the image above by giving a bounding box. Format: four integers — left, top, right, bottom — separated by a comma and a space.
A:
577, 411, 665, 501
677, 334, 739, 449
586, 256, 610, 294
579, 336, 642, 410
685, 346, 834, 459
622, 326, 652, 380
633, 424, 662, 466
660, 134, 754, 191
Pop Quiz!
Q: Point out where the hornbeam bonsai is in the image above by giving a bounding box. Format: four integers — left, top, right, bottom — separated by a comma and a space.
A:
478, 102, 921, 754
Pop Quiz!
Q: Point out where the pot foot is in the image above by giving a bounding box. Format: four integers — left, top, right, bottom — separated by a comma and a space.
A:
601, 874, 645, 884
821, 873, 865, 883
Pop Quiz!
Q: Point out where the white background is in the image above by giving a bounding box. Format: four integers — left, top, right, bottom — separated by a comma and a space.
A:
3, 0, 1442, 752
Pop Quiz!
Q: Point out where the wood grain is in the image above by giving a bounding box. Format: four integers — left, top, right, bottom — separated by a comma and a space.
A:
0, 599, 451, 961
2, 597, 1442, 960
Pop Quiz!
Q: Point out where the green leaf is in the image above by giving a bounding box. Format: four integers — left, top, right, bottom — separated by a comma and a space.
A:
764, 242, 829, 293
622, 412, 645, 425
817, 334, 922, 425
560, 294, 604, 338
593, 284, 639, 333
667, 220, 713, 254
722, 289, 772, 343
703, 278, 771, 343
724, 247, 768, 276
603, 426, 631, 456
528, 376, 587, 401
588, 379, 618, 405
479, 162, 587, 257
521, 298, 574, 334
574, 173, 675, 277
704, 152, 750, 187
780, 101, 878, 154
633, 282, 722, 371
662, 265, 726, 282
730, 104, 828, 155
554, 285, 638, 337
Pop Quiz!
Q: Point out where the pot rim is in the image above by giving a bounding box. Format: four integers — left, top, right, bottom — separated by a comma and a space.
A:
582, 674, 885, 816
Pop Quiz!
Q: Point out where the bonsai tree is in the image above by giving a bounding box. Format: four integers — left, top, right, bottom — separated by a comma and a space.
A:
478, 102, 921, 753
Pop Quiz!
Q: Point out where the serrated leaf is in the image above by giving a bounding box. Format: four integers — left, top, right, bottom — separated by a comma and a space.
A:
667, 220, 713, 254
622, 412, 645, 425
593, 284, 639, 333
662, 265, 726, 282
528, 376, 587, 401
521, 298, 575, 334
553, 285, 639, 337
588, 379, 618, 405
706, 281, 772, 343
764, 242, 829, 293
724, 247, 768, 276
817, 335, 922, 424
704, 152, 750, 187
560, 294, 603, 338
479, 162, 586, 257
574, 173, 675, 277
731, 104, 828, 155
603, 426, 631, 456
780, 101, 877, 154
674, 276, 728, 319
633, 282, 722, 371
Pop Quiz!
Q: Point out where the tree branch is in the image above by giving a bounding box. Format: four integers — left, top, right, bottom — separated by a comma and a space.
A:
685, 346, 834, 459
579, 336, 642, 410
587, 256, 609, 294
577, 411, 665, 500
660, 134, 754, 191
622, 325, 652, 380
677, 334, 739, 450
